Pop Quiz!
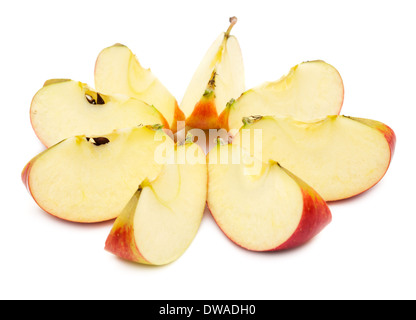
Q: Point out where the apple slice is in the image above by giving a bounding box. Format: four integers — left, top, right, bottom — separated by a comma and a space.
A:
233, 115, 396, 201
22, 126, 174, 223
180, 17, 245, 130
207, 143, 331, 251
105, 142, 207, 265
94, 44, 185, 132
223, 60, 344, 131
30, 79, 169, 147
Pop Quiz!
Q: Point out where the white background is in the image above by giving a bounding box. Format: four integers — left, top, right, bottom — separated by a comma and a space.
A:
1, 0, 415, 300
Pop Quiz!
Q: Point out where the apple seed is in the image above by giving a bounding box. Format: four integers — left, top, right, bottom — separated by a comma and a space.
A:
86, 137, 110, 146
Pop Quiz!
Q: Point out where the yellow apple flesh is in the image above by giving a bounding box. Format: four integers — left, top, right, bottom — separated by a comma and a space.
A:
22, 126, 174, 223
233, 115, 396, 201
181, 17, 245, 130
94, 44, 185, 132
224, 60, 344, 131
207, 143, 331, 251
30, 79, 169, 147
105, 142, 207, 265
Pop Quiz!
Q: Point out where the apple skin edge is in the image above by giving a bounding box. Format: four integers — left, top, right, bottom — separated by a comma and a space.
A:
336, 68, 345, 116
207, 164, 332, 252
30, 79, 76, 148
170, 101, 186, 133
185, 91, 221, 130
348, 116, 396, 159
104, 189, 150, 264
271, 166, 332, 251
326, 62, 344, 117
21, 145, 109, 224
324, 116, 396, 202
21, 155, 64, 222
157, 110, 172, 133
217, 101, 232, 132
29, 94, 50, 148
379, 124, 396, 159
21, 160, 33, 193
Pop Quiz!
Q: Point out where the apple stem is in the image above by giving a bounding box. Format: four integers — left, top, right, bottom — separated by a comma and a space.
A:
225, 16, 238, 37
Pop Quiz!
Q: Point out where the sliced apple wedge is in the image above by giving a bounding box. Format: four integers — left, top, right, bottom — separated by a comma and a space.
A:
181, 17, 245, 130
30, 79, 169, 147
94, 44, 185, 132
22, 126, 174, 223
207, 143, 331, 251
105, 142, 207, 265
224, 60, 344, 131
233, 115, 396, 201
